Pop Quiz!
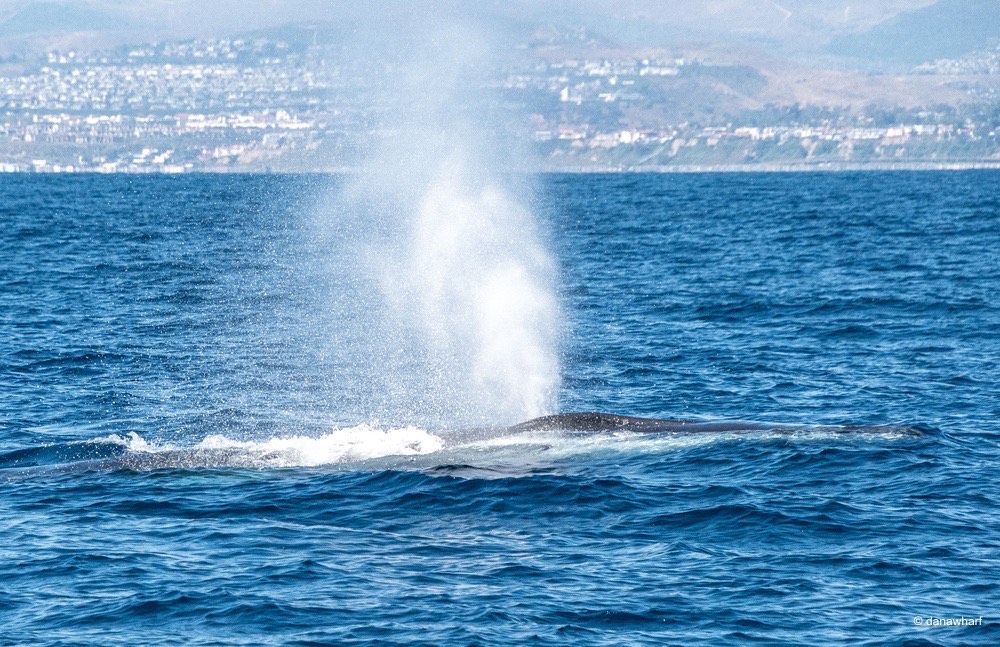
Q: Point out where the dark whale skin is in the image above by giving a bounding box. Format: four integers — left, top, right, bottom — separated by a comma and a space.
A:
506, 412, 926, 435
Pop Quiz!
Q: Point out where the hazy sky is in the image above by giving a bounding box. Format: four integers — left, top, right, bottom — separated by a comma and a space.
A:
0, 0, 994, 67
0, 0, 937, 37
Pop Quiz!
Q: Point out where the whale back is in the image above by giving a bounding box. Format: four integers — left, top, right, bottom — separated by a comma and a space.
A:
505, 412, 739, 433
506, 412, 926, 435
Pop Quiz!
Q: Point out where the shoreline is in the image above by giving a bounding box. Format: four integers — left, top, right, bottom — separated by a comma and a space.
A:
4, 161, 1000, 175
541, 161, 1000, 173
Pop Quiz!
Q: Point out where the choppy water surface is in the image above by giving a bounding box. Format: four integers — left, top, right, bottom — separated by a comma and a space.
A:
1, 172, 998, 645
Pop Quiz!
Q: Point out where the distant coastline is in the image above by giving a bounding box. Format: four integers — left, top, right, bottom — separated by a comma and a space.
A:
5, 161, 1000, 174
3, 32, 999, 179
544, 161, 1000, 173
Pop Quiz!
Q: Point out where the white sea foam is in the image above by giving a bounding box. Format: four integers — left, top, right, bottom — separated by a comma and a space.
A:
455, 428, 728, 457
98, 425, 720, 472
107, 426, 444, 468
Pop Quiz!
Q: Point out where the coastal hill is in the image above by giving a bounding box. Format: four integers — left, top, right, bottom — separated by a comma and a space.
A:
0, 2, 997, 172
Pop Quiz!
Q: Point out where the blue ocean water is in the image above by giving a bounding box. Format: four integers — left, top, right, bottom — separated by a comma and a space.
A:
1, 172, 998, 645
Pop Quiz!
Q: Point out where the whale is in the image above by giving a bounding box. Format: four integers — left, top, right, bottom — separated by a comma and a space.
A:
0, 412, 926, 477
503, 412, 925, 435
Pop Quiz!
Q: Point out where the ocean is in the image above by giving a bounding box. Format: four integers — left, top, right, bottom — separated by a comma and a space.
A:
1, 171, 997, 645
